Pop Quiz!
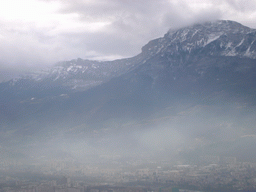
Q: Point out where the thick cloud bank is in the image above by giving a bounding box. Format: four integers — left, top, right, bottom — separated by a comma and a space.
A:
0, 0, 256, 74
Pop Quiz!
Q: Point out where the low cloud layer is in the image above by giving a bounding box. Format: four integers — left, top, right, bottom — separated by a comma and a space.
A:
0, 0, 256, 74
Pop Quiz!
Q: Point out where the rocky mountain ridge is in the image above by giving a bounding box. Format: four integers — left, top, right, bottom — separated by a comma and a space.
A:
7, 20, 256, 92
2, 20, 256, 121
1, 20, 256, 161
142, 20, 256, 59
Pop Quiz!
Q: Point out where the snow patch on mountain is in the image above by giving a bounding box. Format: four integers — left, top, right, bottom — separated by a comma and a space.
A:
205, 33, 222, 45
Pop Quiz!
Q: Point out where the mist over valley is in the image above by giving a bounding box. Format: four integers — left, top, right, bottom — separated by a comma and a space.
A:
1, 20, 256, 191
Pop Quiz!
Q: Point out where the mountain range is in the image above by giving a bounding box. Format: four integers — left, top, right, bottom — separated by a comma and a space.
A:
1, 20, 256, 163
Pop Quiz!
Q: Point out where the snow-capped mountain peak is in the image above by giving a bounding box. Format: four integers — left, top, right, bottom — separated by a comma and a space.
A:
6, 20, 256, 92
142, 20, 256, 59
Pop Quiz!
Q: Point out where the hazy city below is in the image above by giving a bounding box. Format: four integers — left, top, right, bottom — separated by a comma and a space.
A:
0, 153, 256, 192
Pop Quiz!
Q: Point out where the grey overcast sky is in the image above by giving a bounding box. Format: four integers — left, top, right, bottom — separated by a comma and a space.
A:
0, 0, 256, 72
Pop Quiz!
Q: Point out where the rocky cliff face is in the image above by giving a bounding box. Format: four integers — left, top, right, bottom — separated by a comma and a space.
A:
142, 20, 256, 59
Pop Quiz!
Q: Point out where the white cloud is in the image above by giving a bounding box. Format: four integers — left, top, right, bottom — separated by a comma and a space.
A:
0, 0, 256, 74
